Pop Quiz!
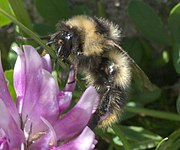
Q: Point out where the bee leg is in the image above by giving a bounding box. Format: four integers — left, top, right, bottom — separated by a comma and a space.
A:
88, 86, 112, 129
88, 113, 100, 129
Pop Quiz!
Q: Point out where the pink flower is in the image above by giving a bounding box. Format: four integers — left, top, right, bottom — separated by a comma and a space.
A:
0, 45, 99, 150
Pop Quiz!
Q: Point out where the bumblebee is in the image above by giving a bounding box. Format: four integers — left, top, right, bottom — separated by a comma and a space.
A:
49, 15, 153, 129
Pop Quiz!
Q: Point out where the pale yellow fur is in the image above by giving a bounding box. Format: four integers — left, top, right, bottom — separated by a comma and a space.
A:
108, 50, 131, 89
99, 113, 119, 128
65, 16, 105, 56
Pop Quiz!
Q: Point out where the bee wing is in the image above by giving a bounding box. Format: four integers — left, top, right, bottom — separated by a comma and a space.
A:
130, 61, 155, 91
114, 43, 155, 91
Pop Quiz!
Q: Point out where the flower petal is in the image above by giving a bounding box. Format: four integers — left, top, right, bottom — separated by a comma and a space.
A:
13, 45, 60, 135
24, 69, 60, 135
13, 46, 26, 114
15, 45, 44, 117
0, 99, 24, 149
42, 54, 52, 73
58, 92, 72, 114
54, 86, 99, 141
0, 128, 9, 150
28, 131, 52, 150
63, 66, 76, 92
54, 127, 96, 150
0, 51, 19, 124
29, 117, 57, 150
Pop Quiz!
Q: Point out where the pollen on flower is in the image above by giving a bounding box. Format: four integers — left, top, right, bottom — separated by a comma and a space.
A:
49, 138, 55, 147
31, 131, 46, 143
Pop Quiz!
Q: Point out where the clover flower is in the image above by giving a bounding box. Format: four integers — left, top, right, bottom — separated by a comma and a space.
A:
0, 45, 99, 150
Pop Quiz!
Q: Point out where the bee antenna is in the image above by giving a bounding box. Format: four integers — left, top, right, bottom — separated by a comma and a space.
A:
17, 35, 51, 41
46, 40, 55, 46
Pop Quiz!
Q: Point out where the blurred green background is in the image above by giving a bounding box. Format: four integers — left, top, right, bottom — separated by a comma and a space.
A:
0, 0, 180, 149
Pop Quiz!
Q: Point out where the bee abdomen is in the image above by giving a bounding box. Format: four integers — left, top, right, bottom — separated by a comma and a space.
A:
96, 86, 128, 128
87, 52, 131, 129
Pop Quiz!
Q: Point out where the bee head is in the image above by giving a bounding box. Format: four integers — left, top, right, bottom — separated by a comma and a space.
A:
49, 23, 82, 60
49, 29, 74, 60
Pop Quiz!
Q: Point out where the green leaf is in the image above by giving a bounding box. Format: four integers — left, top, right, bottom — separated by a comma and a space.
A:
35, 0, 89, 26
33, 23, 55, 35
112, 125, 132, 150
4, 70, 16, 101
172, 44, 180, 74
168, 3, 180, 43
8, 48, 17, 68
0, 0, 12, 26
72, 5, 89, 16
122, 38, 143, 64
135, 86, 161, 104
94, 128, 122, 149
176, 94, 180, 114
128, 0, 171, 45
8, 0, 32, 30
111, 125, 162, 150
35, 0, 71, 25
120, 102, 143, 121
170, 7, 180, 74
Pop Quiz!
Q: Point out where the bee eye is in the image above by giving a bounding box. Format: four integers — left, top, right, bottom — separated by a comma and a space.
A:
58, 39, 64, 45
66, 33, 73, 40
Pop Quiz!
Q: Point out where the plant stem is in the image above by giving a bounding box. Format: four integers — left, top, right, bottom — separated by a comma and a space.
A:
126, 106, 180, 121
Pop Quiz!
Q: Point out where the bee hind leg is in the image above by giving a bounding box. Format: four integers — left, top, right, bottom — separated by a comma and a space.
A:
88, 86, 113, 129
